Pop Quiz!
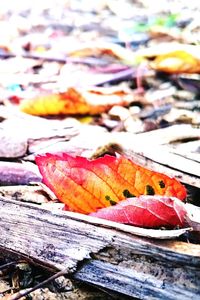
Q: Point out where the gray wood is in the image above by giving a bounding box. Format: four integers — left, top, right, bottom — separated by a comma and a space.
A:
130, 145, 200, 177
75, 260, 200, 300
0, 197, 200, 299
22, 123, 200, 188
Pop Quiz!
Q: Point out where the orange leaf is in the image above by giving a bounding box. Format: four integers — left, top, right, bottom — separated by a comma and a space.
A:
151, 50, 200, 74
20, 87, 134, 116
35, 153, 187, 214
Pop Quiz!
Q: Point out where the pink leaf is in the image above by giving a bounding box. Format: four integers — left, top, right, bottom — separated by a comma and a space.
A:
90, 195, 187, 228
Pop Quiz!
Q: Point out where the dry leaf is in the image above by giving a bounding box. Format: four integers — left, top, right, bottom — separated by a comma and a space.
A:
150, 50, 200, 74
63, 210, 191, 239
90, 195, 187, 228
0, 161, 41, 185
35, 153, 186, 214
20, 87, 134, 116
136, 43, 200, 58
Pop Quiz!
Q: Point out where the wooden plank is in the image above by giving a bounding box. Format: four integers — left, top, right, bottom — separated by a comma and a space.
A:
128, 145, 200, 177
75, 260, 200, 300
22, 123, 199, 188
43, 127, 200, 187
169, 140, 200, 163
0, 197, 200, 299
134, 124, 200, 145
110, 127, 200, 186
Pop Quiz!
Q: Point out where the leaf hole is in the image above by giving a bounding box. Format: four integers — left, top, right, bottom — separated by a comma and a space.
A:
159, 180, 165, 189
105, 195, 117, 206
146, 185, 155, 195
123, 189, 135, 198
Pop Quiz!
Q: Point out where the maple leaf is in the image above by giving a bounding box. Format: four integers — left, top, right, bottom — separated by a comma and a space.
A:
20, 87, 134, 116
35, 153, 186, 214
150, 50, 200, 74
90, 195, 187, 228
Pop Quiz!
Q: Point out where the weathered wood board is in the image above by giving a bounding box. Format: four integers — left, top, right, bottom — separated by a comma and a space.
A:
0, 197, 200, 299
26, 124, 199, 187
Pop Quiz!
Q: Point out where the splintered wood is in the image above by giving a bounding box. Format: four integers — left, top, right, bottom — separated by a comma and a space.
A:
0, 197, 200, 300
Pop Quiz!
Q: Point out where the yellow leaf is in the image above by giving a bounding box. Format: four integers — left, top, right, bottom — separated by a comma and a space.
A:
20, 87, 134, 116
150, 50, 200, 74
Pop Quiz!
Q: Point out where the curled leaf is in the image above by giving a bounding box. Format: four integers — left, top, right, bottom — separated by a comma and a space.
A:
35, 153, 186, 214
90, 195, 187, 229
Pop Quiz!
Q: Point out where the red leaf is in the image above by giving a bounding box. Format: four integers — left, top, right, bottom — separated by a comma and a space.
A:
90, 196, 187, 228
35, 153, 186, 214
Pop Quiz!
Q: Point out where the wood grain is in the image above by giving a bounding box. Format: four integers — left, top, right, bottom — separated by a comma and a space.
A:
0, 197, 200, 299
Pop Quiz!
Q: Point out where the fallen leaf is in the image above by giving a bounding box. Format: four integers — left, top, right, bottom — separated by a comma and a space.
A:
150, 50, 200, 74
177, 76, 200, 93
20, 86, 134, 116
136, 43, 200, 59
67, 42, 136, 65
35, 153, 186, 214
62, 209, 191, 239
0, 161, 41, 185
90, 195, 187, 228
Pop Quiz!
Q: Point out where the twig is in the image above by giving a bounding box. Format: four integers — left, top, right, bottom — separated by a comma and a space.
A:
1, 287, 18, 295
135, 62, 148, 94
0, 261, 20, 271
5, 269, 68, 300
186, 218, 200, 232
95, 68, 136, 86
0, 52, 108, 66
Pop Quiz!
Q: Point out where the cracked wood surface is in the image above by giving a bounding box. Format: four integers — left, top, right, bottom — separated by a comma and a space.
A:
0, 197, 200, 299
